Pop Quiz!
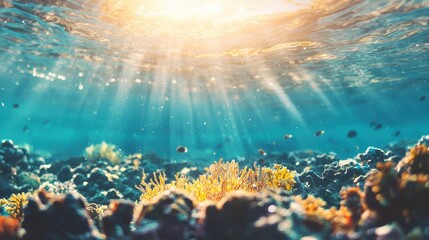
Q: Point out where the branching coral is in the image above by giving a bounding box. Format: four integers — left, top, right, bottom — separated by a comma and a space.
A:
263, 164, 296, 191
295, 195, 354, 234
0, 193, 29, 221
138, 159, 296, 202
137, 171, 170, 201
84, 141, 122, 164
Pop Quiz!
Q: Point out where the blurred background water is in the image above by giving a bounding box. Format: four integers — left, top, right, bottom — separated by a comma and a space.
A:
0, 0, 428, 161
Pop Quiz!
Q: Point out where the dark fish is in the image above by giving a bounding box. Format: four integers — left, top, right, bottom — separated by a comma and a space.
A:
283, 134, 293, 139
176, 146, 188, 153
43, 119, 50, 125
13, 103, 19, 108
23, 125, 30, 133
259, 158, 265, 164
374, 124, 382, 130
315, 130, 325, 137
394, 130, 401, 136
258, 148, 267, 156
370, 121, 378, 127
420, 95, 426, 101
215, 143, 223, 149
347, 130, 357, 138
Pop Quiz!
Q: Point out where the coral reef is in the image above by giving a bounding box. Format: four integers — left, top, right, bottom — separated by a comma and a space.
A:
0, 140, 44, 196
203, 190, 330, 240
361, 144, 429, 236
0, 137, 427, 239
84, 142, 122, 165
138, 159, 296, 202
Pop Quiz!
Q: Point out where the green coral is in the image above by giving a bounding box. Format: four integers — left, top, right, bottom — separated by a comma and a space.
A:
84, 141, 122, 164
138, 159, 296, 202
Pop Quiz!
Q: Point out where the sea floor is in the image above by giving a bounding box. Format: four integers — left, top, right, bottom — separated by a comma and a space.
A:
0, 136, 428, 240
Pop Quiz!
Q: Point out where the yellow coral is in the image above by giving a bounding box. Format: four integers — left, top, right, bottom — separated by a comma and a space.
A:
263, 164, 296, 191
137, 171, 169, 201
138, 159, 295, 202
0, 193, 29, 221
84, 141, 122, 164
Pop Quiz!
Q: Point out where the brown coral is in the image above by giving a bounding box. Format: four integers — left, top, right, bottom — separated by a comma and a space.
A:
397, 144, 429, 174
340, 186, 365, 227
362, 150, 429, 233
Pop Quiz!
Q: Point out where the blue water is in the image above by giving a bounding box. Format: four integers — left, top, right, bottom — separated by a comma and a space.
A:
0, 0, 428, 161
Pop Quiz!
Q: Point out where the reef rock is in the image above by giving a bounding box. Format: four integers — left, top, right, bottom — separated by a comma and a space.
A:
21, 190, 102, 240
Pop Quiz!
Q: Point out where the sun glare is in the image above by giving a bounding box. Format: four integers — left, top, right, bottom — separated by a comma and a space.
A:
102, 0, 313, 34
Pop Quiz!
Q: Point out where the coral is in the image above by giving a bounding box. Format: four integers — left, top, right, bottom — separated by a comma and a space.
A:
133, 188, 196, 240
204, 190, 330, 240
15, 172, 40, 192
340, 186, 365, 228
397, 144, 429, 174
138, 159, 295, 202
0, 216, 20, 240
263, 164, 296, 191
86, 203, 108, 231
358, 147, 387, 168
40, 180, 77, 194
362, 147, 429, 233
295, 195, 354, 234
21, 190, 102, 240
0, 193, 29, 221
84, 141, 122, 165
102, 200, 134, 238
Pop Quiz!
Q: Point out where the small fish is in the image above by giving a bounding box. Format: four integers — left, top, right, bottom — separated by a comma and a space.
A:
374, 124, 382, 130
176, 146, 188, 153
13, 103, 19, 108
315, 130, 325, 137
23, 125, 30, 133
258, 148, 267, 156
215, 143, 223, 149
283, 134, 293, 139
347, 130, 357, 138
43, 119, 50, 125
259, 158, 265, 164
394, 130, 401, 136
420, 95, 426, 101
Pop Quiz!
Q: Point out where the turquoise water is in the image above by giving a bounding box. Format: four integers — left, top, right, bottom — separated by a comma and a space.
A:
0, 0, 428, 161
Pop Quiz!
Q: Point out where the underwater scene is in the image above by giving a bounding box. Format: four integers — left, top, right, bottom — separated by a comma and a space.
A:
0, 0, 429, 239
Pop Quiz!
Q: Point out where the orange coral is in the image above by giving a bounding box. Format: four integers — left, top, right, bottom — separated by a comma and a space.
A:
362, 146, 429, 232
295, 195, 354, 234
0, 216, 20, 240
340, 186, 365, 227
398, 144, 429, 174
